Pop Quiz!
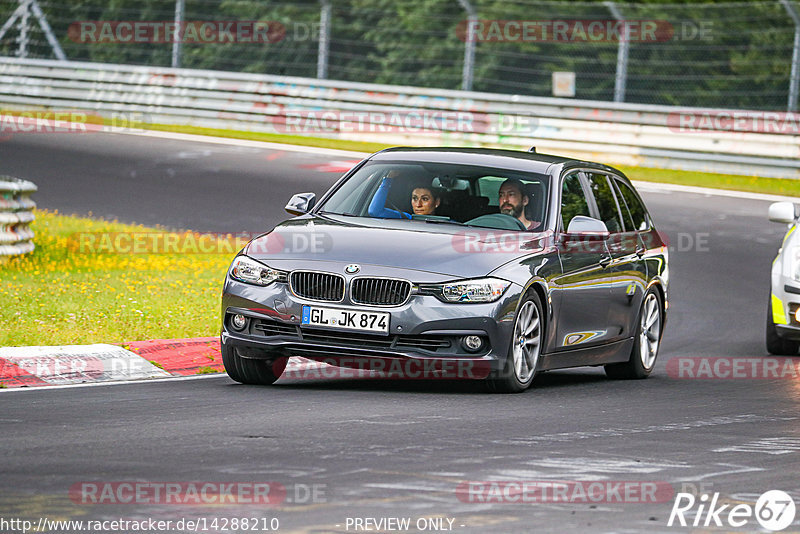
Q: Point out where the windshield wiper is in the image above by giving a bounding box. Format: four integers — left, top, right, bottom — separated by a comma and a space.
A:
319, 211, 360, 217
423, 219, 464, 226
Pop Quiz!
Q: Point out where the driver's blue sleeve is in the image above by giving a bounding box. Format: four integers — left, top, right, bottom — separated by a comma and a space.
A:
368, 177, 411, 219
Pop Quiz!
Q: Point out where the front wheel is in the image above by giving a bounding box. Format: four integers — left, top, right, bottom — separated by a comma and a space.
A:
605, 289, 662, 379
487, 291, 543, 393
221, 343, 287, 385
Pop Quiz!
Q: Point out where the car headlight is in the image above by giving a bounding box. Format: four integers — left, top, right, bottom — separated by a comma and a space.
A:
229, 256, 285, 286
440, 278, 511, 303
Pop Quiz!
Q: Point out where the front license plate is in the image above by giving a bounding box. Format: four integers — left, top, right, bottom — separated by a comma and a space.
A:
301, 305, 390, 334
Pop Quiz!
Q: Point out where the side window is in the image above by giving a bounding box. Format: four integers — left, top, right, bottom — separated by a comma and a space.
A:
587, 173, 623, 233
560, 173, 591, 231
477, 176, 505, 207
614, 179, 650, 231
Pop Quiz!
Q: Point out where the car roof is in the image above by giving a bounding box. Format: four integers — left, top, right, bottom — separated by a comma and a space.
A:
368, 146, 621, 176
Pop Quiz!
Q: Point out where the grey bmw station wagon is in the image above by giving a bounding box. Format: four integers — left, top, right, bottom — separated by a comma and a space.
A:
220, 147, 669, 393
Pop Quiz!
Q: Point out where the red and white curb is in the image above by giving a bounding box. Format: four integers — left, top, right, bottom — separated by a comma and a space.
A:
0, 337, 225, 389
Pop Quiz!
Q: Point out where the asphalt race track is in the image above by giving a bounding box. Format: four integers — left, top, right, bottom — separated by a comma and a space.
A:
2, 131, 800, 533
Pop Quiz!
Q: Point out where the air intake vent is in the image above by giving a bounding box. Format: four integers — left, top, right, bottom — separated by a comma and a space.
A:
290, 271, 345, 302
351, 278, 411, 306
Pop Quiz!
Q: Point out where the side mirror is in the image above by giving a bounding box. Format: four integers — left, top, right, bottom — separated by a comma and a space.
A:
769, 201, 796, 224
285, 192, 316, 216
566, 215, 609, 236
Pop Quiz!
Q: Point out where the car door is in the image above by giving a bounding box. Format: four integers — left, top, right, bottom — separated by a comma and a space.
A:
586, 172, 649, 343
611, 176, 656, 339
552, 171, 617, 351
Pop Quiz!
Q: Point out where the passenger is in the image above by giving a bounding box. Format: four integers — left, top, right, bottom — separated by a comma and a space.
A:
498, 178, 537, 230
410, 183, 441, 216
368, 170, 412, 219
368, 172, 440, 218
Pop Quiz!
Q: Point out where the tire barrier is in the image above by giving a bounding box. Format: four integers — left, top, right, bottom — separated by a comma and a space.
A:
0, 175, 37, 257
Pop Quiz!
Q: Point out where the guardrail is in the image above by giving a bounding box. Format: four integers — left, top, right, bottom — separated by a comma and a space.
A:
0, 176, 36, 257
0, 57, 798, 179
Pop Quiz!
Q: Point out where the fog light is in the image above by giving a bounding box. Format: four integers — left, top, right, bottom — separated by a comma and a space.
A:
795, 308, 800, 324
462, 335, 484, 352
231, 314, 248, 331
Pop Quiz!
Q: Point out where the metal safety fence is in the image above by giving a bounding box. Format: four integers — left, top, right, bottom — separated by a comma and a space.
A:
0, 57, 798, 178
1, 0, 800, 111
0, 175, 36, 257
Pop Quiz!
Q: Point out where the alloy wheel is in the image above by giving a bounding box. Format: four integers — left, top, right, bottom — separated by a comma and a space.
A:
639, 292, 661, 369
512, 300, 541, 383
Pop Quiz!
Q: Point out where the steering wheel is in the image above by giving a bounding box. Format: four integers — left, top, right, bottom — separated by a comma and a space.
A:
465, 213, 527, 231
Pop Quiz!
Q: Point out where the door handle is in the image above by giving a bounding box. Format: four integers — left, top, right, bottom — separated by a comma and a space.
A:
599, 255, 612, 268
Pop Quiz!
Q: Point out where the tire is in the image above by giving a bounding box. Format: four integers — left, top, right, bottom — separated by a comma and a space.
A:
221, 343, 287, 385
766, 298, 799, 355
487, 291, 543, 393
605, 289, 663, 380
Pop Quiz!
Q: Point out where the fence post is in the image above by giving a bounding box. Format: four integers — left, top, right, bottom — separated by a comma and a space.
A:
16, 0, 29, 58
171, 0, 185, 68
457, 0, 476, 91
605, 1, 629, 103
0, 1, 66, 60
317, 0, 332, 79
781, 0, 800, 111
0, 176, 37, 257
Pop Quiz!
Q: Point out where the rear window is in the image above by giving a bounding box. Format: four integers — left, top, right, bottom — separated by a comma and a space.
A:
614, 179, 650, 231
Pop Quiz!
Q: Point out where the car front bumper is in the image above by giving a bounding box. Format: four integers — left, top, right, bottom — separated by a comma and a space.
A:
221, 278, 522, 378
776, 324, 800, 340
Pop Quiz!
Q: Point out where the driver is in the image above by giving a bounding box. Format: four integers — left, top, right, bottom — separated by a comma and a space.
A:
498, 178, 537, 230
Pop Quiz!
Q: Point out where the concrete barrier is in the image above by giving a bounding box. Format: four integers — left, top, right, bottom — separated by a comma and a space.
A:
0, 56, 798, 178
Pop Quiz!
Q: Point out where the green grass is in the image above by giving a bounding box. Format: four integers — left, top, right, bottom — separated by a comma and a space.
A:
618, 165, 800, 197
144, 123, 391, 154
0, 211, 233, 346
145, 122, 799, 198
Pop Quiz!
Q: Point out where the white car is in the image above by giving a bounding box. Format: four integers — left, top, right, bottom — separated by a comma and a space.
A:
767, 201, 800, 354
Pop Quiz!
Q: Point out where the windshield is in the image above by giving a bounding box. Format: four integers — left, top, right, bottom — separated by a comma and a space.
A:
319, 161, 550, 231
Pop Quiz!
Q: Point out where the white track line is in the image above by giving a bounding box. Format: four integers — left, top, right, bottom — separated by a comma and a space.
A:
632, 181, 800, 203
123, 129, 370, 158
0, 372, 227, 393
